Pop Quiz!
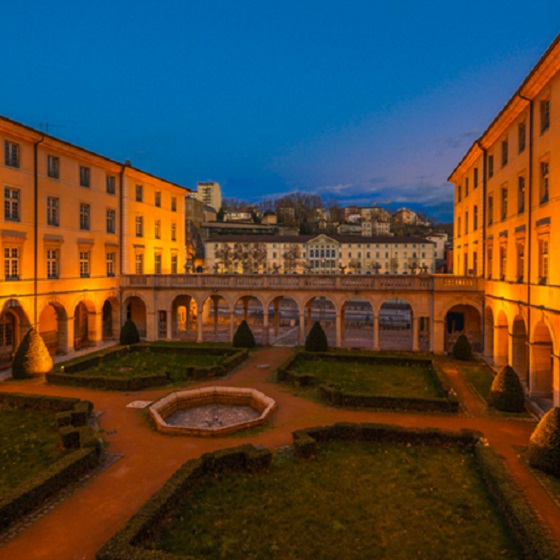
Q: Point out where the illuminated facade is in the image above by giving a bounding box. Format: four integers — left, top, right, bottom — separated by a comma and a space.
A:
0, 116, 188, 361
449, 34, 560, 407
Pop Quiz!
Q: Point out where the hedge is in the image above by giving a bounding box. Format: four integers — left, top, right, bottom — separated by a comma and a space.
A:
47, 345, 249, 391
0, 393, 101, 532
96, 445, 272, 560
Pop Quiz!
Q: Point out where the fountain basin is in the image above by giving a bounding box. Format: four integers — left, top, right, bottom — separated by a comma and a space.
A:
149, 386, 277, 437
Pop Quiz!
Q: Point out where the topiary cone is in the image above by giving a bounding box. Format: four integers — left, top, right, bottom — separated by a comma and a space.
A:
12, 329, 53, 379
527, 407, 560, 477
488, 365, 525, 412
119, 319, 140, 345
233, 320, 256, 348
453, 333, 472, 361
305, 321, 328, 352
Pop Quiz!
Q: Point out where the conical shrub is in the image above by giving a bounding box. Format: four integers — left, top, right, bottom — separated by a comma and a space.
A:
233, 320, 256, 348
12, 329, 53, 379
119, 319, 140, 345
453, 333, 472, 361
527, 408, 560, 477
488, 365, 525, 412
305, 321, 328, 352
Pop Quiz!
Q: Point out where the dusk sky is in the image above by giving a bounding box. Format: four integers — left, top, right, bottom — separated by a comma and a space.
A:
4, 2, 560, 222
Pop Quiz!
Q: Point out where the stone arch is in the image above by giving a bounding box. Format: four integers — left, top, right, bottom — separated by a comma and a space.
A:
302, 295, 337, 348
341, 297, 374, 349
530, 320, 553, 401
73, 300, 96, 350
38, 301, 68, 355
512, 315, 529, 387
378, 297, 412, 351
200, 294, 231, 343
172, 294, 198, 340
444, 304, 482, 354
0, 300, 31, 366
494, 309, 509, 367
124, 295, 147, 339
484, 306, 494, 362
102, 297, 120, 341
266, 295, 300, 347
232, 295, 265, 344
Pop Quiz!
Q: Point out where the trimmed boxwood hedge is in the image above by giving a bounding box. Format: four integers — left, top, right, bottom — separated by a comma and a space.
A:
46, 344, 249, 391
0, 393, 101, 532
277, 351, 459, 413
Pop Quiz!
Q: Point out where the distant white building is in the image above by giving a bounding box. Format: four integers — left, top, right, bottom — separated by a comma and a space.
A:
426, 233, 448, 261
362, 220, 392, 236
195, 181, 222, 211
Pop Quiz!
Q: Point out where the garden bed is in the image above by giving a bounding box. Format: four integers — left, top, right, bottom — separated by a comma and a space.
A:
0, 392, 101, 532
277, 351, 458, 413
97, 423, 557, 560
47, 343, 248, 391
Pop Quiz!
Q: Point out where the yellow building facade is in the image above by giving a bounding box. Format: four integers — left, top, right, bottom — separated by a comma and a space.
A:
0, 116, 188, 363
450, 34, 560, 408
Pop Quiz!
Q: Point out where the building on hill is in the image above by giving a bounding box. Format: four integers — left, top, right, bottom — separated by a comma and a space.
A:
195, 181, 222, 212
0, 115, 189, 360
394, 207, 418, 225
449, 33, 560, 408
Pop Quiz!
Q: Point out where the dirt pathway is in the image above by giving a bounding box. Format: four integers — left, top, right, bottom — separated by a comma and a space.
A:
0, 348, 558, 559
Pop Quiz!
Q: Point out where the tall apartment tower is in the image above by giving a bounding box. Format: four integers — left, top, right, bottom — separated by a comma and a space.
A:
195, 181, 222, 212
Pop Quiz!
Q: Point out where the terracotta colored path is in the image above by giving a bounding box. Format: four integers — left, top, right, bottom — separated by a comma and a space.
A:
1, 348, 559, 560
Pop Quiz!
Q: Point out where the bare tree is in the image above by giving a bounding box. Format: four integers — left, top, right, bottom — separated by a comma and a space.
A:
283, 244, 302, 273
215, 244, 233, 273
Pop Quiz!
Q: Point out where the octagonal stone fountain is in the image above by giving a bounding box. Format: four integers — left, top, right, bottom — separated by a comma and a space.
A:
149, 387, 277, 437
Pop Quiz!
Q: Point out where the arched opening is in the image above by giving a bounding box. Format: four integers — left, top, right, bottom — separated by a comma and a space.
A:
512, 316, 528, 387
38, 302, 68, 355
484, 307, 494, 362
267, 296, 299, 347
445, 304, 482, 353
124, 296, 147, 338
102, 298, 119, 341
233, 296, 264, 344
530, 321, 553, 404
379, 298, 412, 351
73, 302, 92, 349
304, 296, 336, 347
341, 297, 373, 349
200, 295, 230, 343
0, 301, 32, 368
172, 295, 198, 340
494, 310, 509, 367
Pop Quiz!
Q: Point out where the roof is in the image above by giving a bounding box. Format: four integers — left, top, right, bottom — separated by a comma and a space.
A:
0, 114, 191, 192
206, 234, 435, 245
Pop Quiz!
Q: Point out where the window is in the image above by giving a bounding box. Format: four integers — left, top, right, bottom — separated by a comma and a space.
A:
171, 222, 177, 241
79, 203, 90, 230
155, 219, 161, 239
79, 251, 90, 278
487, 247, 493, 279
457, 185, 462, 202
47, 196, 59, 226
135, 216, 143, 237
465, 211, 468, 234
106, 252, 116, 277
473, 205, 478, 231
47, 155, 59, 178
518, 176, 525, 214
79, 166, 90, 187
473, 167, 479, 189
47, 249, 58, 279
4, 248, 19, 280
171, 197, 177, 212
465, 178, 469, 197
473, 251, 478, 275
488, 155, 494, 178
4, 187, 20, 221
0, 314, 14, 347
155, 191, 161, 207
499, 244, 507, 280
171, 254, 178, 274
501, 186, 508, 220
135, 184, 143, 202
106, 175, 116, 194
154, 253, 162, 274
488, 195, 493, 225
501, 140, 508, 167
539, 239, 549, 283
135, 253, 144, 274
518, 122, 526, 153
516, 242, 524, 282
540, 99, 550, 133
457, 217, 461, 237
4, 141, 19, 167
106, 209, 116, 233
540, 160, 549, 204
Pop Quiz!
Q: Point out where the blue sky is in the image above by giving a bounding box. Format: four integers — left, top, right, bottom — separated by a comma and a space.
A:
4, 1, 560, 221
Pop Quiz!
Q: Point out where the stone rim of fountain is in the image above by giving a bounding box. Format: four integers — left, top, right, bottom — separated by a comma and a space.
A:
149, 386, 277, 437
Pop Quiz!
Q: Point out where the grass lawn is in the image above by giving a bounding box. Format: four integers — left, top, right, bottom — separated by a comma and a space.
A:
0, 405, 68, 493
71, 351, 223, 382
153, 440, 522, 560
290, 357, 442, 399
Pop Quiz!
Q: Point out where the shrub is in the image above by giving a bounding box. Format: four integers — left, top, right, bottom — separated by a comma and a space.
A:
305, 321, 328, 352
488, 365, 525, 412
233, 320, 256, 348
119, 319, 140, 345
452, 333, 472, 361
12, 329, 53, 379
527, 407, 560, 477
